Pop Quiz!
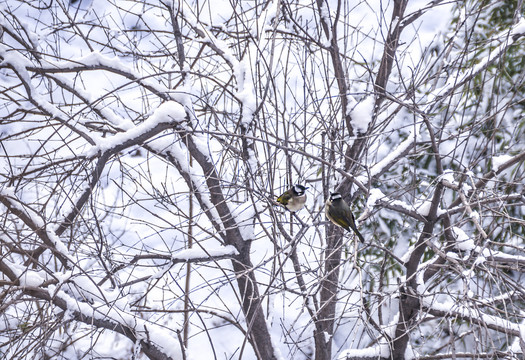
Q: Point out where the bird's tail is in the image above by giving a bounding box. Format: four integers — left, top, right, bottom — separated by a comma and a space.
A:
354, 228, 365, 243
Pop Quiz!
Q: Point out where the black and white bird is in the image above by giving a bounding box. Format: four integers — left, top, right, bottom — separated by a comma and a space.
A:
325, 192, 365, 242
276, 184, 308, 212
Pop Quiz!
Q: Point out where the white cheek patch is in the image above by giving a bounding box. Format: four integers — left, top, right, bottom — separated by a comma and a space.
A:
294, 185, 304, 194
331, 193, 342, 200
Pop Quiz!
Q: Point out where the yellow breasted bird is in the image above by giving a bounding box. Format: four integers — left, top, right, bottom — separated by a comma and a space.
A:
325, 192, 365, 242
276, 184, 308, 212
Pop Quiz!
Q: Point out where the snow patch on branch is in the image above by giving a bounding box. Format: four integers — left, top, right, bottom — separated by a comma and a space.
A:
337, 313, 398, 359
452, 226, 475, 253
319, 1, 332, 44
511, 17, 525, 37
440, 169, 456, 185
235, 59, 257, 125
413, 199, 432, 216
171, 245, 238, 260
366, 188, 386, 209
263, 0, 280, 29
422, 296, 524, 336
46, 285, 182, 360
350, 96, 374, 135
85, 101, 185, 157
337, 344, 387, 359
3, 258, 48, 287
75, 51, 131, 73
492, 154, 513, 172
231, 201, 260, 241
0, 44, 33, 83
0, 187, 73, 261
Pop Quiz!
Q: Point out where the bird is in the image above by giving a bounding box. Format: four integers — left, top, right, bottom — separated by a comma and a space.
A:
325, 192, 365, 242
276, 184, 308, 212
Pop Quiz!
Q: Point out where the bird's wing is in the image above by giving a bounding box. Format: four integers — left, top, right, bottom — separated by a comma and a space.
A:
327, 206, 351, 229
343, 209, 366, 242
277, 191, 292, 205
343, 208, 356, 224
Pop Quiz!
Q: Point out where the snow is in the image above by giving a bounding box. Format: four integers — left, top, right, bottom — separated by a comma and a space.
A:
401, 243, 415, 263
235, 60, 257, 124
0, 187, 73, 263
492, 154, 513, 172
337, 345, 386, 359
350, 96, 374, 135
319, 1, 332, 43
452, 226, 475, 253
461, 182, 472, 194
338, 312, 402, 358
84, 100, 185, 157
387, 196, 444, 218
0, 44, 33, 77
469, 247, 493, 268
0, 46, 55, 116
78, 51, 129, 71
423, 296, 524, 335
0, 186, 15, 197
264, 0, 280, 27
510, 17, 525, 37
440, 169, 456, 184
172, 245, 238, 260
231, 201, 258, 240
46, 284, 183, 359
16, 267, 46, 288
366, 188, 386, 209
414, 199, 432, 216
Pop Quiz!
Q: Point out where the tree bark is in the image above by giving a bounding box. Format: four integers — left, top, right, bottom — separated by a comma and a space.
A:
315, 226, 345, 360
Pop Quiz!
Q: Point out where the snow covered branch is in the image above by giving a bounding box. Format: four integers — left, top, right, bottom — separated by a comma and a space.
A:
22, 285, 180, 360
2, 1, 525, 359
0, 189, 71, 268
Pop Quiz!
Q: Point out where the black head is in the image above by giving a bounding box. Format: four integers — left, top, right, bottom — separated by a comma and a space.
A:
329, 192, 343, 201
293, 184, 307, 196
